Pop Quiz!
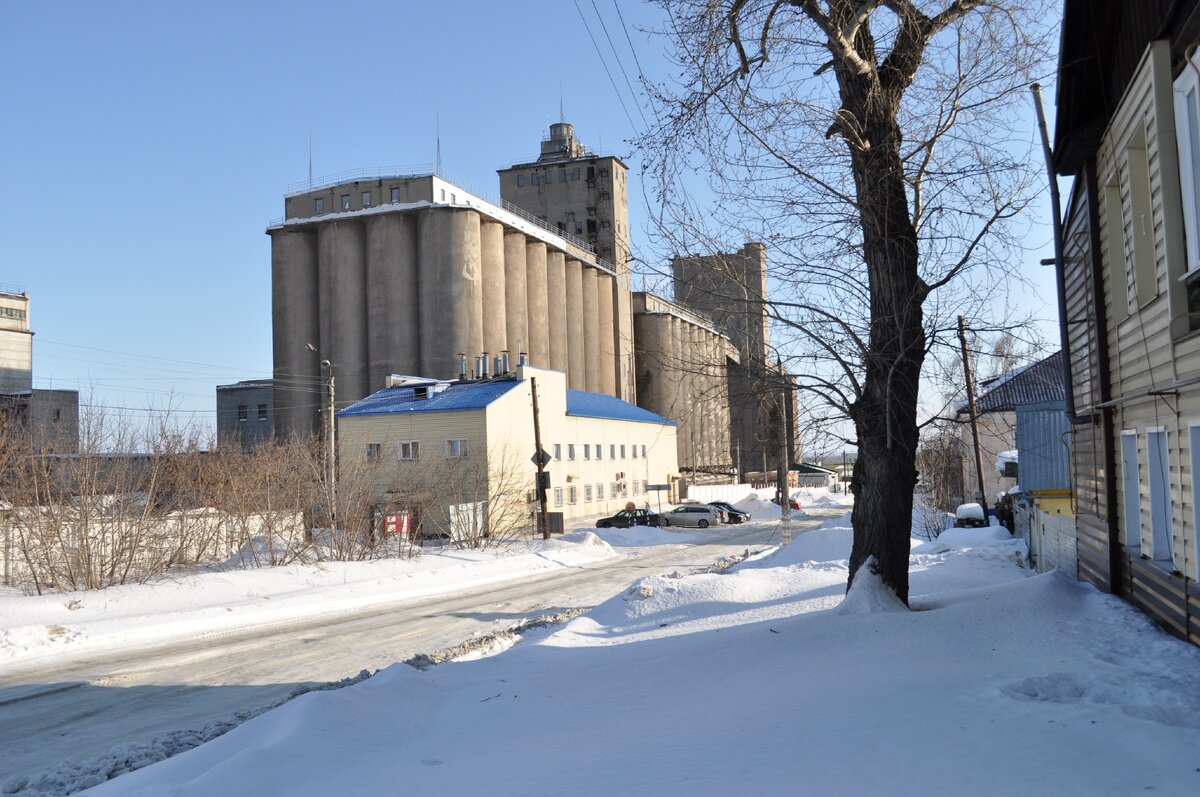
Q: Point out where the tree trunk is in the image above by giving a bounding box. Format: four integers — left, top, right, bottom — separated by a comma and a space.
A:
841, 74, 926, 605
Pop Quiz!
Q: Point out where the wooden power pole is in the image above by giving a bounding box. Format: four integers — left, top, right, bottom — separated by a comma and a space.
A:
957, 316, 989, 520
531, 377, 550, 540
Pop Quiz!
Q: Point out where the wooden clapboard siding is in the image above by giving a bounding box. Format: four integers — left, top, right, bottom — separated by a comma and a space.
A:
1188, 579, 1200, 645
1121, 551, 1190, 639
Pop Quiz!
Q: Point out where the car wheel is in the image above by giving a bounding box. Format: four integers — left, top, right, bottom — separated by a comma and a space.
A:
698, 519, 709, 528
660, 517, 668, 527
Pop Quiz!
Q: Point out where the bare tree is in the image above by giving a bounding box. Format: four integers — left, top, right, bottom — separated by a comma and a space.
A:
641, 0, 1052, 602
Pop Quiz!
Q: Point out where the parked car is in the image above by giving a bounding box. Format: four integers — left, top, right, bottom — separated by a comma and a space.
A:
596, 508, 661, 529
953, 503, 987, 528
772, 496, 803, 512
660, 505, 722, 528
708, 501, 750, 523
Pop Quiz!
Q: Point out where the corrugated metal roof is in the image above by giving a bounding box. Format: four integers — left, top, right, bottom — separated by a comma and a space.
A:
566, 389, 677, 426
974, 351, 1066, 413
337, 377, 521, 417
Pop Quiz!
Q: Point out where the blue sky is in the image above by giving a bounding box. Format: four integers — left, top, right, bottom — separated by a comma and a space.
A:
0, 1, 1060, 438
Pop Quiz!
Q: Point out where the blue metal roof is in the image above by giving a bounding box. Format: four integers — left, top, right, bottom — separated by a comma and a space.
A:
337, 377, 521, 417
566, 389, 677, 426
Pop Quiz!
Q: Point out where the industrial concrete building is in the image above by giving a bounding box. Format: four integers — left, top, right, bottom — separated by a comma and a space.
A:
497, 122, 635, 402
0, 289, 79, 453
671, 243, 798, 478
632, 292, 736, 480
265, 123, 800, 490
216, 379, 275, 451
0, 288, 33, 394
336, 363, 678, 538
269, 159, 631, 441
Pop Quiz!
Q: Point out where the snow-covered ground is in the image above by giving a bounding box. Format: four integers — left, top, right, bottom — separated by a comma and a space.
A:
28, 498, 1194, 796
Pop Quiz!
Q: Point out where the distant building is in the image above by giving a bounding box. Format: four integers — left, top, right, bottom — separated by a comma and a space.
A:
671, 244, 797, 477
0, 288, 78, 453
632, 292, 736, 481
336, 362, 678, 539
216, 380, 274, 450
498, 121, 636, 402
269, 157, 630, 441
0, 288, 33, 394
956, 351, 1065, 505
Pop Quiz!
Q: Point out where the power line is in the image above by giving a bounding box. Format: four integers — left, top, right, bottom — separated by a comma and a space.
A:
36, 339, 265, 375
611, 0, 647, 82
590, 0, 649, 128
572, 0, 638, 132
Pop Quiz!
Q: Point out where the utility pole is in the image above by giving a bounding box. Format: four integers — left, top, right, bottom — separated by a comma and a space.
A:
777, 366, 791, 524
957, 316, 989, 520
531, 377, 549, 540
323, 359, 337, 533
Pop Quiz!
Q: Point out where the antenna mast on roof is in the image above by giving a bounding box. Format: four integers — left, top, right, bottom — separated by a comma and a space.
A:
435, 110, 442, 175
559, 82, 564, 123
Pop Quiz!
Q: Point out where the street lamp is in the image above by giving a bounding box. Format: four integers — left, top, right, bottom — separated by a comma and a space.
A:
307, 343, 337, 533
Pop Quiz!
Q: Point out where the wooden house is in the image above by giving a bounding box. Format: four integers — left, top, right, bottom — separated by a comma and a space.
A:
1053, 0, 1200, 645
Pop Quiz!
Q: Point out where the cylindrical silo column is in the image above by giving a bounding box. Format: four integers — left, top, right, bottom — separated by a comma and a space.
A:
504, 232, 528, 363
565, 257, 584, 389
671, 316, 692, 473
366, 213, 418, 389
633, 312, 665, 415
271, 227, 319, 440
597, 271, 616, 396
321, 220, 369, 405
418, 208, 482, 378
525, 241, 549, 368
581, 266, 600, 392
480, 221, 507, 358
546, 250, 568, 374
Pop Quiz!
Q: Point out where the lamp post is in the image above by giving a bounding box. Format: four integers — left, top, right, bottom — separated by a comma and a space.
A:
307, 344, 337, 533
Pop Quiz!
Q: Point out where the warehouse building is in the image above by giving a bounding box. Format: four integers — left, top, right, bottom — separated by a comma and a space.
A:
335, 362, 678, 539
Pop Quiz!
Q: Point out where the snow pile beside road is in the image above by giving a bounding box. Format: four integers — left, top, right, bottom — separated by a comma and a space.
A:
0, 536, 619, 673
82, 512, 1200, 797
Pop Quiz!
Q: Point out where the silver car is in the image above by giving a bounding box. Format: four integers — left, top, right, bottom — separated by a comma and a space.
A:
660, 505, 722, 528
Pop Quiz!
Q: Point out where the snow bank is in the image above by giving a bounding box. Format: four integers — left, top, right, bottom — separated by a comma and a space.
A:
82, 512, 1200, 797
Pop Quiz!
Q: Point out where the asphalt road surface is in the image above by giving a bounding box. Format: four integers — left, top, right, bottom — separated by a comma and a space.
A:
0, 517, 829, 788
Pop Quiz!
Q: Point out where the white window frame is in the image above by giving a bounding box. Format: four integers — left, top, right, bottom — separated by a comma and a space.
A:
1175, 52, 1200, 277
446, 438, 469, 459
314, 197, 325, 214
595, 443, 602, 460
1120, 430, 1141, 550
568, 485, 578, 505
553, 486, 564, 507
585, 484, 593, 503
554, 443, 562, 460
1147, 427, 1174, 564
610, 444, 616, 459
397, 440, 420, 461
364, 442, 382, 462
568, 444, 576, 461
597, 483, 605, 501
390, 187, 401, 203
583, 444, 591, 460
361, 191, 372, 207
341, 194, 351, 210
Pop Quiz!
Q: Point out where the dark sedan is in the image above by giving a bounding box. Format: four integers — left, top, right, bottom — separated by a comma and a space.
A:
596, 508, 661, 529
708, 501, 750, 523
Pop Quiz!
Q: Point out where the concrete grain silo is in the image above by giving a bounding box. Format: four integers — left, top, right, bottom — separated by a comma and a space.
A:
268, 173, 623, 440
